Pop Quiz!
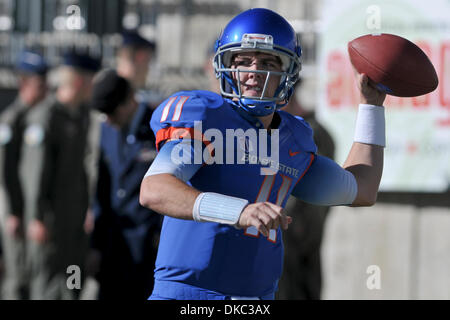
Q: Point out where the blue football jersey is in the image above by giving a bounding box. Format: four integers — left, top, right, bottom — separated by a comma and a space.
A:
150, 90, 317, 297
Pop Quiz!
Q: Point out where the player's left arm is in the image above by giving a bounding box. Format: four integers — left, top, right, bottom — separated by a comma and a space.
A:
342, 143, 383, 206
343, 73, 386, 206
292, 73, 385, 207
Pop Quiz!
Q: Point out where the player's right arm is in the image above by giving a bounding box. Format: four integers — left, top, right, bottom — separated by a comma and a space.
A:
140, 173, 200, 218
139, 140, 202, 221
139, 92, 210, 221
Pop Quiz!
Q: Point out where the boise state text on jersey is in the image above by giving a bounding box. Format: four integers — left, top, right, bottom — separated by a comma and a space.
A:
150, 90, 317, 297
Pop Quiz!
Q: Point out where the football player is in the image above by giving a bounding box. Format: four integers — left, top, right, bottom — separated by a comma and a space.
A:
140, 8, 386, 300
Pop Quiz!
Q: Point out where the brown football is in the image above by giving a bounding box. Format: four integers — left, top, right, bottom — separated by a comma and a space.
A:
348, 33, 438, 97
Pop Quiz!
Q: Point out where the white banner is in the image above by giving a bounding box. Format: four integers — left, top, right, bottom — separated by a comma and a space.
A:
317, 0, 450, 192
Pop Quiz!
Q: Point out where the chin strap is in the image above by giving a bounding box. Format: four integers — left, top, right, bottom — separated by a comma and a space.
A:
239, 98, 277, 117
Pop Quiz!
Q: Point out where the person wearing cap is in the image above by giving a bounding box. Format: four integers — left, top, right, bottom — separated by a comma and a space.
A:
0, 50, 48, 299
83, 32, 161, 300
18, 51, 102, 299
117, 31, 156, 90
116, 30, 163, 123
89, 69, 161, 300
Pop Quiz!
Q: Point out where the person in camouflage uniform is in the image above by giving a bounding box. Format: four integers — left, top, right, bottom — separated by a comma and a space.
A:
19, 52, 102, 299
0, 51, 48, 299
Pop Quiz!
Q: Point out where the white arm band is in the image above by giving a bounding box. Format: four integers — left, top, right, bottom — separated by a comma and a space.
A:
354, 104, 386, 147
193, 192, 249, 225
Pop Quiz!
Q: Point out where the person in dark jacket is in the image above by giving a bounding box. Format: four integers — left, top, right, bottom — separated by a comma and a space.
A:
90, 69, 162, 300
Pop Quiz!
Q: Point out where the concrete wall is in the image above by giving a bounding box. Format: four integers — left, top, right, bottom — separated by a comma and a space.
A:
322, 204, 450, 299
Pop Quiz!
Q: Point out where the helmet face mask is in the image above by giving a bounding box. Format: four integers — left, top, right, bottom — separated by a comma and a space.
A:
213, 8, 302, 117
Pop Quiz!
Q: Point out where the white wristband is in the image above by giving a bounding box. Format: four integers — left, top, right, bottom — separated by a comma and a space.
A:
193, 192, 248, 225
354, 103, 386, 147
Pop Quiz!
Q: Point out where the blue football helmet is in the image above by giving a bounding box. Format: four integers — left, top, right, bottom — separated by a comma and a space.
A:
214, 8, 302, 117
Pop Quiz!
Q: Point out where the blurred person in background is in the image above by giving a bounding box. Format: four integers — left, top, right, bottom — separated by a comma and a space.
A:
0, 233, 3, 294
19, 52, 102, 299
276, 79, 335, 300
0, 50, 48, 299
116, 31, 155, 90
90, 68, 162, 300
88, 32, 162, 300
203, 45, 221, 94
116, 31, 163, 108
